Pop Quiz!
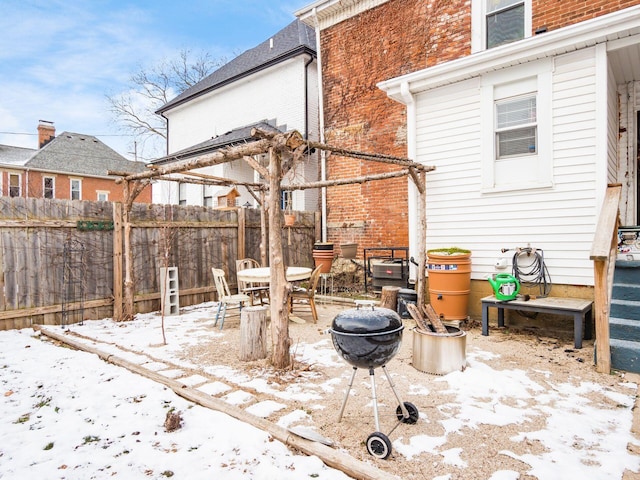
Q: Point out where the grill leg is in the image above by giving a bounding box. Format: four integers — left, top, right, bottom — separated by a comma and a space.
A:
382, 365, 409, 418
337, 367, 358, 422
369, 368, 381, 432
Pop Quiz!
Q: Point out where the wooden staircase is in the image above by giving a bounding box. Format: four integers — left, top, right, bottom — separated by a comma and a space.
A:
610, 260, 640, 373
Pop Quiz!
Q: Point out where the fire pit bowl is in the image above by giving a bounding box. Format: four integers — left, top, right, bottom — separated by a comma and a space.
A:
330, 304, 404, 369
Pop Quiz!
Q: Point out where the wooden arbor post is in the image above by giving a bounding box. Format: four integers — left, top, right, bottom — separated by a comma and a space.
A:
266, 146, 292, 369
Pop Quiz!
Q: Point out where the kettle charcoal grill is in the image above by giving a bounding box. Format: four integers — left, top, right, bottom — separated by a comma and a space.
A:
329, 300, 419, 459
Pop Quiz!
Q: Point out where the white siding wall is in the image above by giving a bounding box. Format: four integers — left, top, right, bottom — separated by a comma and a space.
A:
416, 48, 600, 286
166, 57, 309, 153
161, 56, 319, 210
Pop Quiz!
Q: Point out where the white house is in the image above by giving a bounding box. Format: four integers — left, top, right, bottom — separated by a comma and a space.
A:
376, 5, 640, 287
154, 19, 319, 211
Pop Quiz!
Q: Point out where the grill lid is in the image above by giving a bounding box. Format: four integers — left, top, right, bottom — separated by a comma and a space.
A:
331, 302, 402, 336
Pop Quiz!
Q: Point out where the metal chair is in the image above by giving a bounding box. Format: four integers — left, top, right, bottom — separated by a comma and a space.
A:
236, 258, 270, 306
289, 265, 322, 323
211, 268, 250, 329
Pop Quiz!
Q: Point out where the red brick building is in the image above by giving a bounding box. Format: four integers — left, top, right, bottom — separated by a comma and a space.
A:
0, 121, 151, 203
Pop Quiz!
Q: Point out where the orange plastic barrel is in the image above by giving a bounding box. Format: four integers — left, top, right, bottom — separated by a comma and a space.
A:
427, 251, 471, 321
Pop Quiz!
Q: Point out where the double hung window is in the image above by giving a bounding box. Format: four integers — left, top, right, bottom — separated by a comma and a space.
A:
43, 177, 54, 199
70, 179, 81, 200
486, 0, 525, 49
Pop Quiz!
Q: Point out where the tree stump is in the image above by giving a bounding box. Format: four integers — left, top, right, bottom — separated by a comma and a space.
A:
379, 286, 401, 311
239, 306, 268, 361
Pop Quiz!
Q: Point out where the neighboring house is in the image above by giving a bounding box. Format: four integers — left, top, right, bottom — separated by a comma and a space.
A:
296, 1, 640, 297
154, 19, 319, 211
0, 121, 151, 203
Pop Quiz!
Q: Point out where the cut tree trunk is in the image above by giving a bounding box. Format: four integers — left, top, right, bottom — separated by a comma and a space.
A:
239, 306, 268, 361
379, 286, 401, 311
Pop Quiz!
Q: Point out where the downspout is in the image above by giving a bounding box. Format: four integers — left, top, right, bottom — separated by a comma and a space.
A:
400, 81, 418, 283
312, 7, 328, 242
304, 53, 314, 139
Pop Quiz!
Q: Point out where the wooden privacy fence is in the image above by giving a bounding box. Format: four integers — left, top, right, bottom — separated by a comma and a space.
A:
0, 197, 317, 331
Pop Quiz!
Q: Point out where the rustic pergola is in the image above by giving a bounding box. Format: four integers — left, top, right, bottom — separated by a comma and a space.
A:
111, 128, 435, 368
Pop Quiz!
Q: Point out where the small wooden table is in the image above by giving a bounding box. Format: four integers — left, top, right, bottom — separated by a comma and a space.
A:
481, 295, 593, 349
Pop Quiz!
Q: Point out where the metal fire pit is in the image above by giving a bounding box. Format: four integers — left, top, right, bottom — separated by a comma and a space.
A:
329, 300, 419, 459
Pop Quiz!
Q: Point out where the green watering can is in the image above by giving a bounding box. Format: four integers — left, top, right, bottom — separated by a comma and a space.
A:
488, 273, 520, 301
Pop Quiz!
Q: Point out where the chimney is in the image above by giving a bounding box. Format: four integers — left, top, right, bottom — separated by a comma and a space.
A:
37, 120, 55, 148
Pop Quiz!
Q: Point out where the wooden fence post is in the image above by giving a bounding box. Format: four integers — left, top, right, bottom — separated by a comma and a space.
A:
113, 202, 123, 321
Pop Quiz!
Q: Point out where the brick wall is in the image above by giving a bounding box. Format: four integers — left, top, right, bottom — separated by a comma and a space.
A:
321, 0, 471, 252
533, 0, 640, 33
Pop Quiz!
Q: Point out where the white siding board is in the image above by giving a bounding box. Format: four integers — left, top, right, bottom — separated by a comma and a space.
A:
414, 49, 601, 286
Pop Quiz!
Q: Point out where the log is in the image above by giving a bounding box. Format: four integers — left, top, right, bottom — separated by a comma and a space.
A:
422, 304, 448, 334
34, 326, 397, 480
240, 306, 268, 361
379, 286, 401, 311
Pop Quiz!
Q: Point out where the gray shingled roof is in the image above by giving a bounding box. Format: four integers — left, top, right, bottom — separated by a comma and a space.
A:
0, 144, 36, 165
151, 120, 282, 165
25, 132, 148, 177
157, 19, 316, 114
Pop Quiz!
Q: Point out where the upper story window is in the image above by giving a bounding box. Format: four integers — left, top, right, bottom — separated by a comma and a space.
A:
487, 0, 525, 48
43, 177, 54, 199
472, 0, 531, 52
9, 173, 20, 197
70, 179, 81, 200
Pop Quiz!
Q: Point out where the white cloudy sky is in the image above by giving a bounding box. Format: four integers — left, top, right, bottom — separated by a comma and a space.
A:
0, 0, 311, 161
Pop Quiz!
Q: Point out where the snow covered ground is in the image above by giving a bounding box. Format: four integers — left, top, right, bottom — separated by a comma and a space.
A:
1, 302, 639, 479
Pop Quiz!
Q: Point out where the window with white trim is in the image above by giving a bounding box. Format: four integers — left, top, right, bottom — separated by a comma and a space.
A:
480, 61, 552, 192
472, 0, 531, 52
281, 191, 293, 211
495, 94, 537, 158
70, 178, 81, 200
9, 173, 20, 197
178, 183, 187, 206
487, 0, 524, 48
203, 185, 213, 207
43, 176, 54, 199
97, 191, 109, 201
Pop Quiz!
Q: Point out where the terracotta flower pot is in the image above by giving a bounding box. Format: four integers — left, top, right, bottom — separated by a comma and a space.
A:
284, 213, 295, 227
340, 243, 357, 259
313, 243, 334, 273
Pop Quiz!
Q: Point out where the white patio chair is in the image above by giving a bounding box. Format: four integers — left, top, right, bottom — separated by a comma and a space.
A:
236, 258, 270, 306
211, 268, 250, 329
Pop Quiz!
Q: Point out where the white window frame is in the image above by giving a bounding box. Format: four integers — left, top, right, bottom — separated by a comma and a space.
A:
471, 0, 532, 53
178, 182, 187, 206
70, 178, 82, 200
480, 59, 552, 192
43, 176, 55, 199
9, 173, 21, 197
203, 185, 213, 207
96, 190, 109, 202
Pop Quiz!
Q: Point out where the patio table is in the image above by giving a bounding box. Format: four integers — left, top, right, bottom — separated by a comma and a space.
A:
237, 266, 312, 284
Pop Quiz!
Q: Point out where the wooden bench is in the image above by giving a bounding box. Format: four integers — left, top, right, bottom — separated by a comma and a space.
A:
481, 295, 593, 349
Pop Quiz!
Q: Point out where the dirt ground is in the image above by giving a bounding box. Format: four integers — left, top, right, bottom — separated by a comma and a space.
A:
169, 300, 640, 480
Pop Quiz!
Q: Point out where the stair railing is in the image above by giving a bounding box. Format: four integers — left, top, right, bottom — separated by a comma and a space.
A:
589, 184, 622, 373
